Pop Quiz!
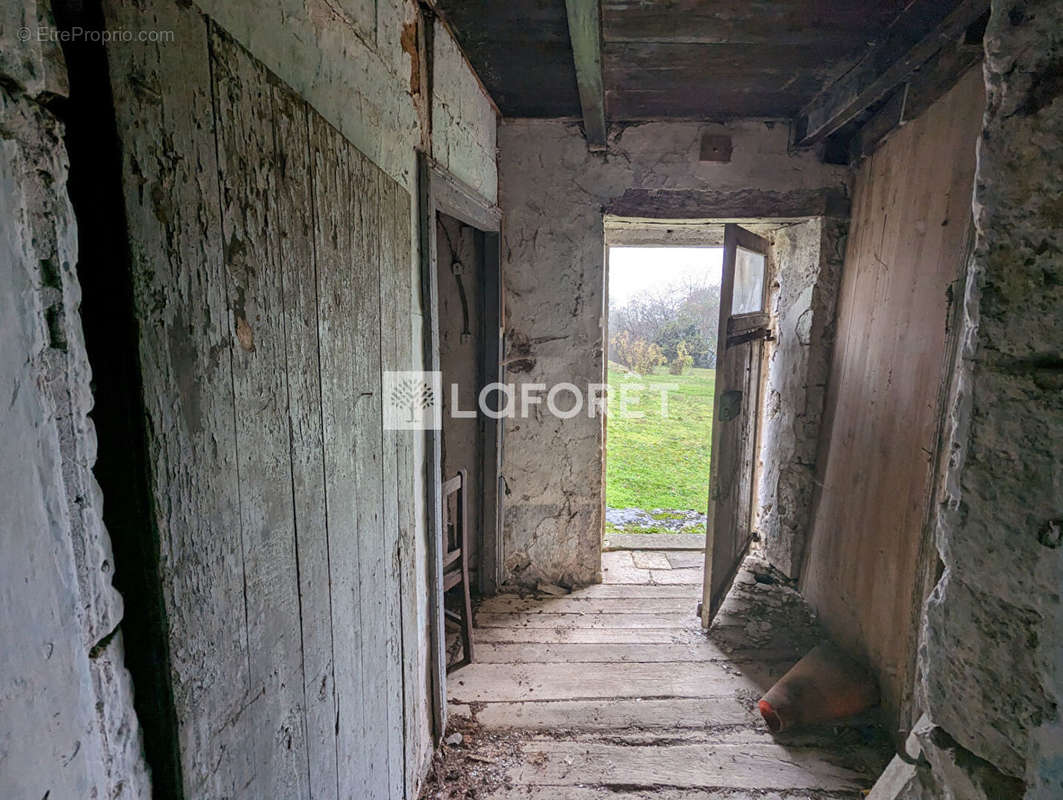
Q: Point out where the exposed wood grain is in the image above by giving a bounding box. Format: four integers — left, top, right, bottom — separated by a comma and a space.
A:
795, 0, 988, 144
475, 611, 692, 629
102, 1, 253, 794
702, 226, 768, 625
564, 0, 607, 146
312, 114, 369, 797
211, 27, 310, 798
418, 153, 448, 742
108, 5, 413, 794
347, 145, 391, 800
455, 696, 758, 730
477, 595, 693, 614
473, 627, 704, 645
452, 555, 889, 794
274, 71, 339, 800
378, 152, 413, 800
601, 0, 907, 46
507, 740, 869, 791
803, 68, 984, 734
465, 642, 799, 664
849, 42, 983, 161
604, 187, 850, 221
448, 661, 780, 703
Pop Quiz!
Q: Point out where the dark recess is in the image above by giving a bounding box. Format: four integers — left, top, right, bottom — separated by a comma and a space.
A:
52, 1, 184, 797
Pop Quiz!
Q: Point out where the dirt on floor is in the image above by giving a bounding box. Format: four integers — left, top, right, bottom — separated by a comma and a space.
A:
417, 715, 530, 800
427, 551, 894, 799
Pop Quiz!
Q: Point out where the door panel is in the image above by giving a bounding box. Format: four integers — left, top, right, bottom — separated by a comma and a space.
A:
701, 224, 771, 626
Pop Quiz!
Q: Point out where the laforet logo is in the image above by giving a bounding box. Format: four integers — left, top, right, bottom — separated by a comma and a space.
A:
383, 371, 443, 430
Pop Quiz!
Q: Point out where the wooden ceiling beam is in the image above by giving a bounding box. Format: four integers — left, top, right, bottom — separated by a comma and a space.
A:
564, 0, 607, 149
794, 0, 988, 147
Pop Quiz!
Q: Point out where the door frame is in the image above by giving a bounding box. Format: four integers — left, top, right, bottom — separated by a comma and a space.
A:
418, 152, 503, 741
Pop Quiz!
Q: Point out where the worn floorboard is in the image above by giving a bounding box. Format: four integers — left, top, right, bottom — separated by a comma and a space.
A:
440, 551, 890, 799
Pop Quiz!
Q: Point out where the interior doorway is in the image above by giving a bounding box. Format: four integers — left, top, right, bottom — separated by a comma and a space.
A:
418, 156, 504, 740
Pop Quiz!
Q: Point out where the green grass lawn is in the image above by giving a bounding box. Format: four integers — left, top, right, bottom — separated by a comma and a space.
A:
606, 365, 715, 511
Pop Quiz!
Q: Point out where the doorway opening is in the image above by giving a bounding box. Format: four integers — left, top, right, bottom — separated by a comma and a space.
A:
604, 244, 722, 547
601, 220, 775, 622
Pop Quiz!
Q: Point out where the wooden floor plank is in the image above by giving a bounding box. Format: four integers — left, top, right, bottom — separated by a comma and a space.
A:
477, 595, 695, 615
475, 611, 693, 629
488, 786, 857, 800
451, 696, 759, 730
473, 626, 704, 645
507, 741, 869, 792
449, 553, 887, 799
447, 661, 782, 703
463, 642, 790, 664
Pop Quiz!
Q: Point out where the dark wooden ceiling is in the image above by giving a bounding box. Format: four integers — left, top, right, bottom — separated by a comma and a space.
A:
431, 0, 965, 120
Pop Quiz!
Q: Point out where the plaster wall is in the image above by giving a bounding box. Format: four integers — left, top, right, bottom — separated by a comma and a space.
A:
0, 3, 148, 796
756, 217, 846, 578
913, 1, 1063, 795
498, 119, 848, 587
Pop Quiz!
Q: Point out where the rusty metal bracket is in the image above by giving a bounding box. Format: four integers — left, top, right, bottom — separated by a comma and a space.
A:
726, 327, 774, 348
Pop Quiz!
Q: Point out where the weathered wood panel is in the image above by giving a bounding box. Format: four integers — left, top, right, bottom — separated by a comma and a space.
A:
106, 2, 414, 794
378, 137, 414, 800
272, 62, 339, 800
312, 114, 371, 798
211, 27, 310, 798
507, 741, 868, 792
349, 140, 390, 800
451, 697, 757, 730
802, 67, 985, 732
102, 1, 253, 794
448, 661, 781, 703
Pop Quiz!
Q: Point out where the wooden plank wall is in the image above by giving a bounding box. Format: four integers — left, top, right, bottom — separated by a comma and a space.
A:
104, 1, 415, 796
801, 67, 985, 734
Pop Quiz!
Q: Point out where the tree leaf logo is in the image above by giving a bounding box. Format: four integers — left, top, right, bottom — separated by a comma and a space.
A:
390, 377, 436, 423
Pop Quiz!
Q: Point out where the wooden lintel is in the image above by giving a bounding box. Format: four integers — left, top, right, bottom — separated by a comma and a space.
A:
795, 0, 988, 147
564, 0, 607, 149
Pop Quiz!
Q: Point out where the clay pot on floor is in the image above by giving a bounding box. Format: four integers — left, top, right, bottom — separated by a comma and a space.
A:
758, 642, 879, 733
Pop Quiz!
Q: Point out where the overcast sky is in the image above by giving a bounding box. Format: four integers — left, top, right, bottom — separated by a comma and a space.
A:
608, 246, 722, 307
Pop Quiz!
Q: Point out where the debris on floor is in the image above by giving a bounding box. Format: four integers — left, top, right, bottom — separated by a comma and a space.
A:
427, 550, 893, 798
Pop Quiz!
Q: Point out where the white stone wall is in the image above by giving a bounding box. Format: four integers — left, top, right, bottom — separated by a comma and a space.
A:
0, 3, 149, 797
756, 218, 845, 578
498, 119, 848, 587
914, 1, 1063, 796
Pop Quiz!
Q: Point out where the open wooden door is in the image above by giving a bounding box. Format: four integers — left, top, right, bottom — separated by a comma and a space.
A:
701, 224, 771, 627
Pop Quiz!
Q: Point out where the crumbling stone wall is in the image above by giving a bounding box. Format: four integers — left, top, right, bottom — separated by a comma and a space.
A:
912, 1, 1063, 796
498, 120, 848, 587
757, 218, 845, 578
0, 2, 149, 796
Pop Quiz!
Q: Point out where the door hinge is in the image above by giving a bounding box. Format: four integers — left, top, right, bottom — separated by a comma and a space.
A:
726, 327, 774, 348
